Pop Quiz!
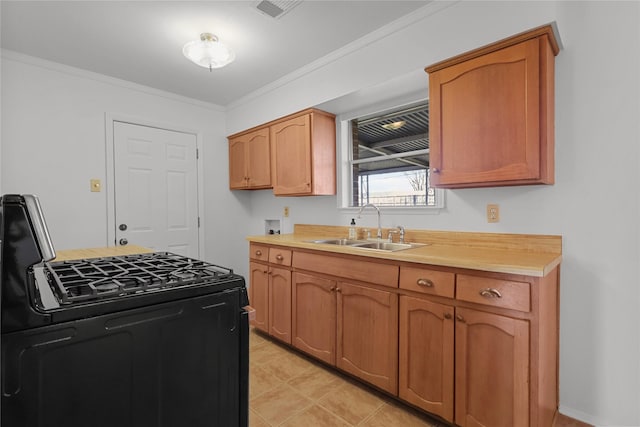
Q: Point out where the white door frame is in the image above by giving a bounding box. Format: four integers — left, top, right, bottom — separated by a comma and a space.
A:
105, 113, 205, 258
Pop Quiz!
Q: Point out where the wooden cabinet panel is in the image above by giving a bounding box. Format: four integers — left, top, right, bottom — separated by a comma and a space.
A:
269, 266, 292, 343
268, 247, 292, 266
249, 261, 269, 333
292, 272, 336, 364
293, 251, 399, 288
457, 274, 531, 312
399, 266, 455, 298
426, 26, 558, 188
271, 114, 312, 195
399, 296, 454, 421
270, 110, 336, 196
337, 282, 398, 394
249, 243, 269, 262
455, 308, 529, 427
228, 127, 271, 189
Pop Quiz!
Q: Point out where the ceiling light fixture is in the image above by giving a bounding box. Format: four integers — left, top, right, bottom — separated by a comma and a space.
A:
381, 120, 406, 130
182, 33, 235, 71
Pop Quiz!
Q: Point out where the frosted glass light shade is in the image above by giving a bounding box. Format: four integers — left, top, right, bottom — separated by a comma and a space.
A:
183, 33, 235, 70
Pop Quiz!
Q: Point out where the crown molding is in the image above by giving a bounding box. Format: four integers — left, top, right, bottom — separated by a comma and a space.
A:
227, 1, 458, 111
1, 49, 226, 112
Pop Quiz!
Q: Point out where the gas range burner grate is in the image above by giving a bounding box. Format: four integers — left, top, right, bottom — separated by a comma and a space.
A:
44, 252, 234, 304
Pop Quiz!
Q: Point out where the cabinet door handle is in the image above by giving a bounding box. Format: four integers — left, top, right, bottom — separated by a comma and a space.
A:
335, 287, 341, 293
431, 167, 440, 173
330, 286, 336, 292
456, 314, 465, 323
263, 270, 268, 274
255, 250, 262, 256
444, 313, 452, 320
275, 254, 284, 261
417, 278, 434, 287
479, 288, 502, 298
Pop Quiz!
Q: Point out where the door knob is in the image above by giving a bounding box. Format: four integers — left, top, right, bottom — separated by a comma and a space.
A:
119, 238, 128, 246
119, 224, 128, 231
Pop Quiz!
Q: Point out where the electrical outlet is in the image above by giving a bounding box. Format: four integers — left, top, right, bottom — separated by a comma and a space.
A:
283, 206, 290, 218
486, 204, 500, 223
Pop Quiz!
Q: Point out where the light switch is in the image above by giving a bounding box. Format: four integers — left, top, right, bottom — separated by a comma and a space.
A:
90, 179, 102, 192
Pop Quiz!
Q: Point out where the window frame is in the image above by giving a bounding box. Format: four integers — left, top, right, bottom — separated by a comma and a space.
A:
336, 93, 445, 214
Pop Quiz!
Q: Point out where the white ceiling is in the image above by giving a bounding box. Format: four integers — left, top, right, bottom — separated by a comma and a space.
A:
1, 1, 430, 107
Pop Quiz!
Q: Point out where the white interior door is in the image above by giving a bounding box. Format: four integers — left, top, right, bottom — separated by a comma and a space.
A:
113, 121, 199, 257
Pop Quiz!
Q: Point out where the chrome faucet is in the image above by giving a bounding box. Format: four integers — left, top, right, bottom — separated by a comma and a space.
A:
357, 203, 382, 240
396, 225, 405, 243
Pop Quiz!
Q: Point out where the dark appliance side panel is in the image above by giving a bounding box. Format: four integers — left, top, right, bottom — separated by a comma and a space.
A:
2, 287, 248, 427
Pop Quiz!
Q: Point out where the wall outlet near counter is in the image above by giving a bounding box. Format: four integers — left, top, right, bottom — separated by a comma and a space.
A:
487, 204, 500, 223
283, 206, 290, 217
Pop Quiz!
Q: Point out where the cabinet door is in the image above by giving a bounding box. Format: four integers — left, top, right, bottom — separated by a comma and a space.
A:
399, 296, 454, 422
429, 37, 548, 188
291, 272, 336, 364
228, 137, 247, 189
271, 114, 312, 195
249, 262, 269, 332
269, 266, 291, 344
455, 308, 529, 427
337, 282, 398, 394
246, 127, 271, 188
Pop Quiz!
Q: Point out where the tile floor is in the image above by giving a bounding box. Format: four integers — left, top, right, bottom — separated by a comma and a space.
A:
249, 327, 593, 427
249, 327, 446, 427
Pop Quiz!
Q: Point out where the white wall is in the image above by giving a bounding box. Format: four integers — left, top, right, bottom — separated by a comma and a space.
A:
1, 1, 638, 425
226, 1, 640, 426
0, 51, 253, 271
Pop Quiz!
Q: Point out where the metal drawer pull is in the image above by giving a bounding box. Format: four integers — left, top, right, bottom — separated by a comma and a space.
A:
255, 250, 262, 256
417, 278, 434, 287
275, 254, 284, 261
480, 288, 502, 298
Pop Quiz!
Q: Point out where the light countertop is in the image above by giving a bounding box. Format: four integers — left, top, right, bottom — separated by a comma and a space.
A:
247, 225, 562, 277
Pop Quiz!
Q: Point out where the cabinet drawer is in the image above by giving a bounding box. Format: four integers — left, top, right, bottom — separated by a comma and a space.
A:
293, 251, 398, 288
269, 247, 292, 266
456, 274, 530, 312
250, 244, 269, 262
399, 266, 455, 298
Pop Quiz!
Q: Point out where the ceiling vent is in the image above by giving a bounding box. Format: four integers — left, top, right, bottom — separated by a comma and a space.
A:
254, 0, 302, 19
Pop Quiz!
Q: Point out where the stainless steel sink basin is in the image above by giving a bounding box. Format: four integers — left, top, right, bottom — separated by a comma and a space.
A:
308, 239, 368, 246
353, 241, 422, 251
307, 239, 427, 252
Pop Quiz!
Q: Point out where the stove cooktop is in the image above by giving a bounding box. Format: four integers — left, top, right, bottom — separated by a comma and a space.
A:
41, 252, 235, 306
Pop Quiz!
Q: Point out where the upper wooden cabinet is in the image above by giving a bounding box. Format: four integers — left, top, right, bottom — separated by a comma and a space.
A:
271, 109, 336, 196
228, 127, 271, 190
228, 108, 336, 195
426, 25, 559, 188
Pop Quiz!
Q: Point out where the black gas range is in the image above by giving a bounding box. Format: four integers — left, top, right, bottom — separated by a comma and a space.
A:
1, 194, 249, 427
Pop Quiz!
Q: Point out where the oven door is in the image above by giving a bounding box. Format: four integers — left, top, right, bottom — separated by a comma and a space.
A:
2, 287, 248, 427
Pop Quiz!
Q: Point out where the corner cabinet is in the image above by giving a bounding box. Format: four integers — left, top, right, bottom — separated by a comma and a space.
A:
228, 108, 336, 196
228, 127, 271, 190
271, 109, 336, 196
426, 25, 559, 188
249, 244, 292, 343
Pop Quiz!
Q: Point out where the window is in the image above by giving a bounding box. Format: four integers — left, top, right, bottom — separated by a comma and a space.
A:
340, 101, 442, 209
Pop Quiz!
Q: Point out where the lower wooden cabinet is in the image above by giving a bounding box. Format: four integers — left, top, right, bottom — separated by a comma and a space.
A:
291, 272, 336, 364
269, 266, 292, 343
292, 273, 398, 394
454, 307, 530, 427
337, 282, 398, 394
249, 261, 269, 333
399, 296, 454, 422
250, 244, 558, 427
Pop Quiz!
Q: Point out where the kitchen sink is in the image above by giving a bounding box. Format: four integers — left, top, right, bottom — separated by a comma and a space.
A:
309, 239, 367, 246
307, 239, 427, 252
